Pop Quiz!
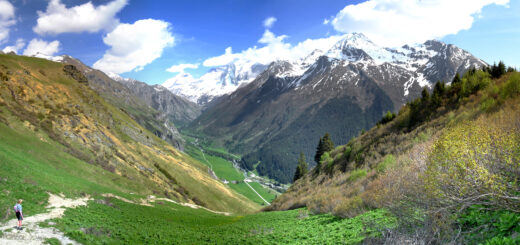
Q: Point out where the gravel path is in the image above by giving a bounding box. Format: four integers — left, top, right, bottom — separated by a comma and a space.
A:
0, 193, 90, 245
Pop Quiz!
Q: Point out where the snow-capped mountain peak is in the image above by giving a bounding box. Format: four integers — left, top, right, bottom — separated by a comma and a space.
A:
163, 33, 487, 106
162, 62, 268, 105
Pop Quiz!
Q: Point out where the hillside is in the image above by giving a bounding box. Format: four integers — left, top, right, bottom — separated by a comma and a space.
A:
269, 67, 520, 243
0, 53, 258, 215
60, 56, 189, 150
190, 34, 486, 183
115, 78, 201, 128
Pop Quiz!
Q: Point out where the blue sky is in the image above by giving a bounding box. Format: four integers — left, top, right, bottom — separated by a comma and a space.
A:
1, 0, 519, 84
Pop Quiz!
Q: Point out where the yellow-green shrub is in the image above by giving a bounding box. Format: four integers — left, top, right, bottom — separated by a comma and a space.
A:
424, 114, 520, 211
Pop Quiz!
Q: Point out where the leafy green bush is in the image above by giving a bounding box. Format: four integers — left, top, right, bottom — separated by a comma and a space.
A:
376, 154, 396, 173
499, 73, 520, 101
459, 206, 520, 244
378, 111, 396, 125
348, 169, 367, 182
460, 70, 491, 97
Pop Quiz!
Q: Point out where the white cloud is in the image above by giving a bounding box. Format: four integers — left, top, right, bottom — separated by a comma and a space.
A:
23, 38, 60, 56
93, 19, 175, 74
0, 0, 16, 44
2, 38, 25, 53
331, 0, 509, 47
263, 17, 277, 28
258, 29, 288, 44
203, 47, 240, 67
323, 18, 330, 25
34, 0, 127, 35
166, 63, 199, 73
202, 29, 343, 68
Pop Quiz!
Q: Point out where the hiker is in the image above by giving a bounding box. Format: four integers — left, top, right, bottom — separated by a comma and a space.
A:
14, 199, 23, 230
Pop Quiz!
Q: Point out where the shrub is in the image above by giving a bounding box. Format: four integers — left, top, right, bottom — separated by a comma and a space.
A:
332, 196, 365, 218
320, 152, 332, 166
480, 97, 496, 112
423, 116, 520, 220
376, 154, 396, 174
348, 169, 367, 182
499, 73, 520, 101
378, 111, 396, 125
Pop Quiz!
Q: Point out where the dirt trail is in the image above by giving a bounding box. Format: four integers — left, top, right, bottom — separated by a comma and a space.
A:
0, 193, 90, 245
101, 193, 231, 216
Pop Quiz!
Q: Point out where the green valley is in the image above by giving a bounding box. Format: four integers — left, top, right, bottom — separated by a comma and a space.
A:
182, 132, 279, 206
1, 1, 519, 243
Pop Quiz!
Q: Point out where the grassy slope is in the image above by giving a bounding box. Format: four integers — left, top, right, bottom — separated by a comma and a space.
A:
0, 54, 257, 215
53, 197, 395, 244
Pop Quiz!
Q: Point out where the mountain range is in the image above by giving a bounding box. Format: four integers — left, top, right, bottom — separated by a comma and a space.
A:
182, 33, 487, 183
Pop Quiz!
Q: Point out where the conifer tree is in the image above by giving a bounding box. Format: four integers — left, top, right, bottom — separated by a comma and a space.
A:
322, 133, 334, 152
431, 81, 445, 108
490, 61, 506, 78
314, 137, 324, 164
452, 73, 461, 84
421, 87, 430, 105
293, 152, 309, 182
314, 133, 334, 165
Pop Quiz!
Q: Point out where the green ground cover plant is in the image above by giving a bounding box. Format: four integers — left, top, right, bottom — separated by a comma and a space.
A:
54, 197, 395, 244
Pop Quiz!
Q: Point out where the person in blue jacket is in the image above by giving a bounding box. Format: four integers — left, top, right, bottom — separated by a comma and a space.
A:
14, 199, 23, 230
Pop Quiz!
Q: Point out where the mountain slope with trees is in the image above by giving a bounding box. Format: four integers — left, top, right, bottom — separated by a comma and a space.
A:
269, 64, 520, 243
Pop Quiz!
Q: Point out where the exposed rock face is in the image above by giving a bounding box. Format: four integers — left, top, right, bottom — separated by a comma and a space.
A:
117, 79, 201, 127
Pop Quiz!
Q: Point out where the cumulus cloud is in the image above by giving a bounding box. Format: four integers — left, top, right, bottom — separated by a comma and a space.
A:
93, 19, 175, 74
202, 29, 343, 68
323, 18, 330, 25
23, 38, 60, 56
166, 63, 199, 73
258, 29, 288, 44
203, 47, 240, 67
34, 0, 127, 35
263, 17, 277, 28
2, 38, 25, 53
0, 0, 16, 44
330, 0, 509, 47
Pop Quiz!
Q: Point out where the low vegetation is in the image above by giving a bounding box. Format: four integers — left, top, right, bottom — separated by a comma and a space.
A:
53, 196, 395, 244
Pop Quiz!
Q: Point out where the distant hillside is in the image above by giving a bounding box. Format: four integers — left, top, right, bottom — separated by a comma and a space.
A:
60, 56, 188, 150
0, 53, 258, 214
114, 77, 201, 128
190, 34, 486, 183
269, 67, 520, 243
